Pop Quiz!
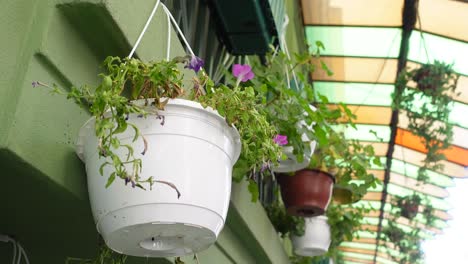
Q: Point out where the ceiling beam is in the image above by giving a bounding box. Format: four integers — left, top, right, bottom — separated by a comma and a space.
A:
373, 0, 420, 263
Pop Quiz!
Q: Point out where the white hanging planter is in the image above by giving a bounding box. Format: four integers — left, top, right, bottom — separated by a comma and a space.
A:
291, 216, 331, 257
273, 140, 316, 173
76, 99, 241, 257
274, 105, 317, 173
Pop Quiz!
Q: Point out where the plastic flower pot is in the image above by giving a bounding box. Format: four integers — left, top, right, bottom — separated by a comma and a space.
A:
412, 67, 443, 93
291, 216, 331, 257
273, 140, 317, 173
274, 106, 318, 173
76, 99, 241, 257
277, 169, 334, 217
401, 201, 419, 219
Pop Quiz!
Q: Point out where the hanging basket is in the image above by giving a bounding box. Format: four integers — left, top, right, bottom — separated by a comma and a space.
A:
76, 99, 241, 257
277, 169, 334, 217
274, 107, 318, 173
291, 216, 331, 257
273, 140, 317, 173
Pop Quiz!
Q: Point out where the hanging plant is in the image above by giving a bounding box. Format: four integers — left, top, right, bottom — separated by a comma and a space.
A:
393, 60, 459, 182
34, 55, 283, 257
382, 221, 424, 264
384, 191, 438, 263
35, 56, 281, 191
264, 197, 305, 238
422, 203, 436, 226
396, 194, 422, 220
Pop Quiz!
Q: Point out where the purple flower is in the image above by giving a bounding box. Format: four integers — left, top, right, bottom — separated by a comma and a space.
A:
233, 64, 254, 82
32, 81, 39, 88
260, 162, 270, 173
274, 134, 288, 146
185, 56, 204, 73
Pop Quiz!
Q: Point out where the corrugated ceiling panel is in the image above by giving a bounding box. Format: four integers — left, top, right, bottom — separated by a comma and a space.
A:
396, 129, 468, 166
305, 26, 401, 58
312, 57, 397, 83
315, 82, 394, 106
301, 0, 403, 27
392, 145, 466, 178
418, 0, 468, 42
408, 31, 468, 75
302, 1, 468, 263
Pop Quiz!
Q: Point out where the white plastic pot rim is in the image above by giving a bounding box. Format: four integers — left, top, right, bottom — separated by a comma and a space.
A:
76, 98, 241, 163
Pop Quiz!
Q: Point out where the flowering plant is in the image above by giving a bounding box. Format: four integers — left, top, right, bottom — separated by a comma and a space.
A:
245, 48, 380, 202
35, 55, 281, 194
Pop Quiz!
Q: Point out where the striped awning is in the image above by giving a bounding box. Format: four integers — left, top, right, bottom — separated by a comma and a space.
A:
301, 0, 468, 263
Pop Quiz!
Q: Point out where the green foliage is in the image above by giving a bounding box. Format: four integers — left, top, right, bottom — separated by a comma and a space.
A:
66, 244, 127, 264
383, 192, 437, 263
246, 48, 380, 202
197, 84, 281, 184
393, 61, 459, 182
38, 55, 281, 194
248, 50, 321, 164
326, 204, 370, 257
382, 221, 424, 264
309, 113, 381, 202
264, 197, 305, 238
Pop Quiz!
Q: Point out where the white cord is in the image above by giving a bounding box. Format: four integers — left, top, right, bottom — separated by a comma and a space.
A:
127, 0, 197, 64
128, 0, 161, 58
18, 244, 30, 264
166, 11, 171, 60
11, 238, 17, 264
278, 14, 299, 90
160, 4, 195, 56
0, 235, 30, 264
16, 246, 21, 264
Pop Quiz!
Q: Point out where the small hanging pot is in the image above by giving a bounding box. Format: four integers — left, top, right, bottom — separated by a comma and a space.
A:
291, 216, 331, 257
277, 169, 334, 217
332, 184, 360, 205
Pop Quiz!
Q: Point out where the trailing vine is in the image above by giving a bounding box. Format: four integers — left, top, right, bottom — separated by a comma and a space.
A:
393, 61, 459, 182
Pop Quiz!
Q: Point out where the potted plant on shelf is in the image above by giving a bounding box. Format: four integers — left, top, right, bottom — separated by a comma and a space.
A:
393, 60, 459, 182
34, 55, 282, 258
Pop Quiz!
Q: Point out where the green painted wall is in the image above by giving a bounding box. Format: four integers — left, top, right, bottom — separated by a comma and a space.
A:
0, 0, 294, 263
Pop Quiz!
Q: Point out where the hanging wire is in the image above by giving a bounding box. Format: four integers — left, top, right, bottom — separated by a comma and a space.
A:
0, 235, 30, 264
128, 0, 162, 58
416, 10, 431, 63
128, 0, 197, 59
351, 32, 400, 115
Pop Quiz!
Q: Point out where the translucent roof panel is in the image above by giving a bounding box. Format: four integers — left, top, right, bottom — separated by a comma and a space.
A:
301, 0, 468, 262
305, 27, 401, 58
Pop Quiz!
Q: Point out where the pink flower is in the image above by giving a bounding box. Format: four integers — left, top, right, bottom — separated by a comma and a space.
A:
274, 134, 288, 146
233, 64, 254, 82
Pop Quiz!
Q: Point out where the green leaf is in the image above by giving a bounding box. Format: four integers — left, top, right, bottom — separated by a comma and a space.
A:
106, 172, 116, 188
129, 123, 140, 142
314, 125, 327, 147
114, 120, 128, 134
248, 179, 259, 202
99, 162, 109, 176
110, 137, 120, 149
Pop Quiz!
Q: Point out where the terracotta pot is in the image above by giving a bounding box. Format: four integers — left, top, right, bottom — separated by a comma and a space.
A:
277, 169, 334, 217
